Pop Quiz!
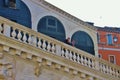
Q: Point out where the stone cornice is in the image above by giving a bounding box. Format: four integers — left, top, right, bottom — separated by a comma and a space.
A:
31, 0, 96, 30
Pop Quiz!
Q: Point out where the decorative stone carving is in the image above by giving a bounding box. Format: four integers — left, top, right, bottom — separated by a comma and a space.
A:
34, 64, 42, 77
0, 63, 14, 80
0, 55, 15, 80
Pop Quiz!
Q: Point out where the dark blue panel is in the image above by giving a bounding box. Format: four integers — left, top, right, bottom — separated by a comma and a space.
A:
71, 31, 95, 55
107, 34, 113, 45
37, 16, 66, 42
0, 0, 31, 28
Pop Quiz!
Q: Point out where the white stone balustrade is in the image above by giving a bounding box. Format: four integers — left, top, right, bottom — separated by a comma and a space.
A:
99, 59, 120, 78
0, 16, 120, 78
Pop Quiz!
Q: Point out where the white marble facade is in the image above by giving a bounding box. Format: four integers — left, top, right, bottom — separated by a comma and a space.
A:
22, 0, 98, 56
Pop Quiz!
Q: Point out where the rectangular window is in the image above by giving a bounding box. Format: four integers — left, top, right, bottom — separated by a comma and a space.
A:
109, 55, 116, 64
107, 34, 113, 45
46, 18, 57, 31
48, 18, 56, 26
4, 0, 16, 8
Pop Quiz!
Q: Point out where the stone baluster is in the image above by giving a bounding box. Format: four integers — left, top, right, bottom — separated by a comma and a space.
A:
115, 69, 118, 77
23, 32, 27, 43
28, 35, 32, 44
55, 45, 61, 56
81, 55, 84, 65
117, 71, 119, 77
112, 68, 114, 76
76, 54, 80, 63
69, 51, 73, 60
111, 68, 114, 75
91, 60, 95, 69
47, 42, 51, 52
101, 64, 104, 72
112, 68, 115, 76
106, 66, 109, 74
114, 69, 117, 77
61, 48, 65, 57
102, 64, 104, 72
113, 69, 116, 76
0, 23, 3, 34
98, 63, 101, 71
11, 28, 16, 39
42, 40, 46, 51
73, 52, 76, 62
3, 24, 11, 37
114, 69, 116, 76
65, 49, 69, 59
108, 66, 111, 74
88, 58, 91, 68
51, 43, 55, 53
116, 70, 119, 77
37, 38, 42, 48
103, 65, 106, 73
109, 67, 112, 75
33, 36, 37, 47
17, 30, 22, 41
100, 63, 103, 72
84, 57, 88, 66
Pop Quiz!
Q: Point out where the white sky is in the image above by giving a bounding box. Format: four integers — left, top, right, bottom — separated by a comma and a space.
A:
45, 0, 120, 27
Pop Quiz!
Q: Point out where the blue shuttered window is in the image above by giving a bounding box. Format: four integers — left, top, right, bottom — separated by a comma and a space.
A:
46, 18, 57, 32
71, 31, 95, 55
37, 16, 65, 42
107, 34, 113, 45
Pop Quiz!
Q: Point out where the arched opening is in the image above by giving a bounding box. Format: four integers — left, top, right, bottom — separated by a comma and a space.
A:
37, 16, 66, 42
71, 31, 95, 55
0, 0, 31, 28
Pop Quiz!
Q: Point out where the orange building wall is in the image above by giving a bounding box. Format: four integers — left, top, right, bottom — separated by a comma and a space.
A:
98, 30, 120, 66
99, 50, 120, 65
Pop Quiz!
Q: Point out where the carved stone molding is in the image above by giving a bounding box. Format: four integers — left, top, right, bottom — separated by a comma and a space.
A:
0, 55, 15, 80
34, 65, 41, 77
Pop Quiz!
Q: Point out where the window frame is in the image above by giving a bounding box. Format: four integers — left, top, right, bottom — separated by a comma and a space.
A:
106, 33, 113, 45
46, 17, 57, 32
109, 55, 116, 64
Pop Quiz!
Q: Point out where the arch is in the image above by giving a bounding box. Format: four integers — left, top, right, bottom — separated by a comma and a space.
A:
71, 31, 95, 55
19, 0, 32, 28
37, 16, 66, 42
0, 0, 31, 28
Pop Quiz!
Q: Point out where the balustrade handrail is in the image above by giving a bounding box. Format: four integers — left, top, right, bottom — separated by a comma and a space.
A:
0, 16, 120, 78
96, 57, 120, 70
